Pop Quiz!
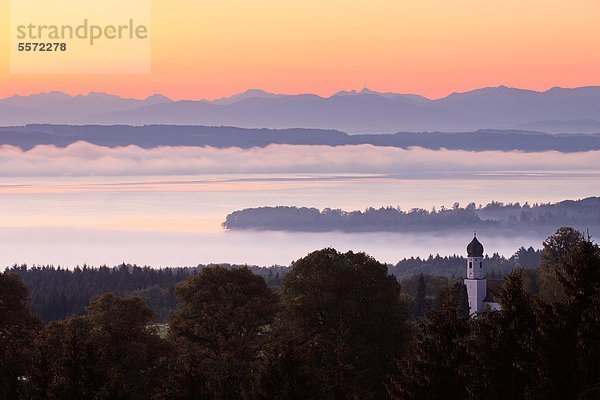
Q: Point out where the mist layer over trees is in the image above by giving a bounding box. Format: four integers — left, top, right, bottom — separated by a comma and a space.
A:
1, 227, 598, 399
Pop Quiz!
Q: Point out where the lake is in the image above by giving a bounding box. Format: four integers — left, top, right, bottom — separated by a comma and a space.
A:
0, 171, 598, 267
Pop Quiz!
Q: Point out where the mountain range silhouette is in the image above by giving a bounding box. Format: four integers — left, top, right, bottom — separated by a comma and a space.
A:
2, 86, 600, 133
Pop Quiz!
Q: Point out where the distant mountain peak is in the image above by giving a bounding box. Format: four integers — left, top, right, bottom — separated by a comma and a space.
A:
242, 89, 270, 95
86, 91, 111, 97
2, 91, 172, 102
333, 88, 385, 97
333, 89, 358, 96
359, 88, 385, 96
32, 91, 73, 99
145, 94, 173, 103
332, 88, 428, 102
212, 89, 282, 105
444, 85, 538, 99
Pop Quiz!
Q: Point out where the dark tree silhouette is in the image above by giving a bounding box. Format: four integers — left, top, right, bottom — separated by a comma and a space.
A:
464, 270, 541, 400
388, 285, 469, 400
28, 294, 168, 400
167, 266, 279, 400
539, 227, 585, 302
273, 248, 408, 400
535, 230, 600, 399
0, 273, 42, 400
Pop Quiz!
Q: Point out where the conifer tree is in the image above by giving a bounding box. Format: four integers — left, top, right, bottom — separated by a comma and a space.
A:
0, 273, 42, 400
388, 285, 469, 400
464, 270, 541, 400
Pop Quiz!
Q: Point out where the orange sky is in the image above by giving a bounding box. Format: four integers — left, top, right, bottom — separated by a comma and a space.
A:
1, 0, 600, 100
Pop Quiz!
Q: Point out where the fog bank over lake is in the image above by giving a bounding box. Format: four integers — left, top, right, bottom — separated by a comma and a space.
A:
2, 143, 600, 176
0, 226, 553, 268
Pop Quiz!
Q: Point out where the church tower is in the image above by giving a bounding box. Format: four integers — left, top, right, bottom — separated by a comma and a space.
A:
464, 233, 486, 315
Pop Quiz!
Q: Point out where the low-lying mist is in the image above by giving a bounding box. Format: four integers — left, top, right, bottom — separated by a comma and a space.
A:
0, 226, 552, 268
1, 142, 600, 176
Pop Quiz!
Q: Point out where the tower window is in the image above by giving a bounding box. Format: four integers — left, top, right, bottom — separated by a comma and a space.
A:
479, 262, 482, 268
469, 261, 472, 268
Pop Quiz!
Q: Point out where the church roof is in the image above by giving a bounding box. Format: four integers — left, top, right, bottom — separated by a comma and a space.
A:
467, 236, 484, 257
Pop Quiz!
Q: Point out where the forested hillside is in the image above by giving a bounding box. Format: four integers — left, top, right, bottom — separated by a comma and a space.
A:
1, 124, 600, 151
8, 264, 286, 323
224, 197, 600, 233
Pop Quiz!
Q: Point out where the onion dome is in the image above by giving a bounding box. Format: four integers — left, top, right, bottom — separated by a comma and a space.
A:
467, 235, 484, 257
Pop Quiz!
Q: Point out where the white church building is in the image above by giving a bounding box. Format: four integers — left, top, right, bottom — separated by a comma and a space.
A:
464, 234, 502, 316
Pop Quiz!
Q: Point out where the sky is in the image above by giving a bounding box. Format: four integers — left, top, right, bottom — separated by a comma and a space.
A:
1, 0, 600, 100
